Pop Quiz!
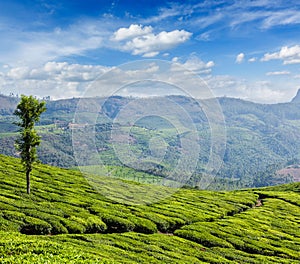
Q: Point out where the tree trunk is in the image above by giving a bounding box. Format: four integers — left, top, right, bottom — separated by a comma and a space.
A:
26, 169, 30, 194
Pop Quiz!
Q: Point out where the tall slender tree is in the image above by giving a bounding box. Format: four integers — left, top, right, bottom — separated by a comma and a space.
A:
14, 95, 46, 194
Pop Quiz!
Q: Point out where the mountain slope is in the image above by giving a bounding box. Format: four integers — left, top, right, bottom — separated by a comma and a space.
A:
291, 88, 300, 103
0, 154, 299, 263
1, 94, 300, 188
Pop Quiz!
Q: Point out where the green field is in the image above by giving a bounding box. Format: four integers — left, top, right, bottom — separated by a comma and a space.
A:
0, 154, 299, 263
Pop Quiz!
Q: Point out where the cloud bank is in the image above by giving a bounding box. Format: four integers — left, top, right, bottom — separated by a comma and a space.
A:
262, 45, 300, 64
112, 24, 192, 57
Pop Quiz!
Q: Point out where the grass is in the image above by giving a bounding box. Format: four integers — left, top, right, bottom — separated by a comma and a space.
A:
0, 154, 299, 263
78, 165, 180, 186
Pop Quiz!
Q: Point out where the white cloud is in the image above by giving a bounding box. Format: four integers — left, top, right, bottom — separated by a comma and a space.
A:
261, 10, 300, 29
171, 56, 214, 74
266, 71, 290, 76
112, 24, 192, 57
142, 51, 160, 58
145, 0, 300, 34
7, 67, 30, 79
6, 62, 109, 82
0, 18, 111, 66
2, 62, 111, 99
227, 2, 300, 30
142, 3, 192, 24
245, 83, 286, 102
230, 11, 268, 28
262, 45, 300, 64
194, 13, 224, 29
283, 59, 300, 65
207, 75, 289, 103
0, 59, 213, 99
248, 57, 257, 62
235, 53, 245, 64
112, 24, 152, 41
196, 32, 212, 41
0, 59, 297, 104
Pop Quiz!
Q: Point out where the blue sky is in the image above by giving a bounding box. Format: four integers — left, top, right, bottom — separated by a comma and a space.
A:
0, 0, 300, 102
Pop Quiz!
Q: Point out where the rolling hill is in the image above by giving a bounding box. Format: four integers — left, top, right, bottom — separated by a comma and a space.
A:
1, 92, 300, 188
0, 154, 299, 263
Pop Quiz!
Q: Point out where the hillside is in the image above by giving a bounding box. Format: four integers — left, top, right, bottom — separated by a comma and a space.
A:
0, 154, 299, 263
1, 94, 300, 188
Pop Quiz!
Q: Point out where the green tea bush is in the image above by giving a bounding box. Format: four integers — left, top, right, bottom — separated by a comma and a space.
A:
0, 217, 20, 231
0, 201, 16, 211
20, 216, 52, 235
48, 219, 69, 234
139, 212, 170, 232
101, 214, 135, 233
175, 229, 233, 248
85, 216, 107, 233
2, 210, 26, 222
130, 217, 157, 234
60, 218, 86, 234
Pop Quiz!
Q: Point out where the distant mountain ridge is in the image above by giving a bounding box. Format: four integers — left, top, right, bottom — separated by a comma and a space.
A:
1, 92, 300, 188
291, 88, 300, 103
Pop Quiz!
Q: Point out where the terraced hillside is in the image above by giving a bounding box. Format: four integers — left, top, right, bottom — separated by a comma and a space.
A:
0, 154, 299, 263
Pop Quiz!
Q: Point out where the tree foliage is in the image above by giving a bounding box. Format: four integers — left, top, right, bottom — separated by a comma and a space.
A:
14, 95, 46, 194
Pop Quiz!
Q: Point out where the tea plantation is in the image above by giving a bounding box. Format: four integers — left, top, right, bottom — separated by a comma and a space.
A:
0, 154, 299, 263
